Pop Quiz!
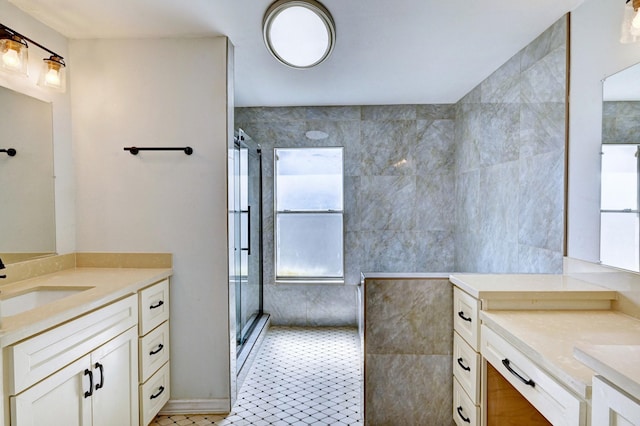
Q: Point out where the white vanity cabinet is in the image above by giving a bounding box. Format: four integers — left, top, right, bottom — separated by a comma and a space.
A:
138, 279, 170, 426
8, 295, 139, 426
592, 376, 640, 426
452, 286, 482, 426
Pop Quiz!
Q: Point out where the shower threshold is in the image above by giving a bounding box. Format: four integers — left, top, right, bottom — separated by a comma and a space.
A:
237, 313, 270, 383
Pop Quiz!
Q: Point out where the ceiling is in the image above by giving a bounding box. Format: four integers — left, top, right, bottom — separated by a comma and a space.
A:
9, 0, 585, 107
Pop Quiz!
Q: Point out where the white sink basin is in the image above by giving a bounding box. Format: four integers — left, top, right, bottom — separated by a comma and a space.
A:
1, 287, 93, 317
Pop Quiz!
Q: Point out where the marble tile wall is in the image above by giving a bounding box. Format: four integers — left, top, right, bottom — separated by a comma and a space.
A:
236, 105, 457, 326
602, 101, 640, 144
363, 278, 453, 425
454, 16, 568, 273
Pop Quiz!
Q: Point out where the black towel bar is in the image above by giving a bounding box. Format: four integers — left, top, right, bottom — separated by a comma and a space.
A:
124, 146, 193, 155
0, 148, 16, 156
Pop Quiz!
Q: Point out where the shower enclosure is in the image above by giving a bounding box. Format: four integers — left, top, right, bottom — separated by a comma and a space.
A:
231, 130, 265, 370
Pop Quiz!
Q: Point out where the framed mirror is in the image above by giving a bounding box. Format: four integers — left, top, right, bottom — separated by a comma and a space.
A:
600, 63, 640, 272
0, 86, 56, 264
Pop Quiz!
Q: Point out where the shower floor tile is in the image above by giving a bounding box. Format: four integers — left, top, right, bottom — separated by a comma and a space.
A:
150, 327, 362, 425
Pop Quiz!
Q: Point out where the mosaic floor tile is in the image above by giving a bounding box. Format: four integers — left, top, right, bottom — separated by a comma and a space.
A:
150, 327, 361, 425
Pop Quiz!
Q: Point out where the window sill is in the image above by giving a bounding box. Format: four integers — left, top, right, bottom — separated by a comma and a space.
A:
274, 279, 346, 286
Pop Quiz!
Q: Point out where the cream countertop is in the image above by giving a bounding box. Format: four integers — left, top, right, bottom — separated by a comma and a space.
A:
574, 344, 640, 401
480, 310, 640, 399
450, 273, 617, 301
0, 267, 172, 347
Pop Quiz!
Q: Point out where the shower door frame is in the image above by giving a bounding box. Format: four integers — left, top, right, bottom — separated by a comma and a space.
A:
234, 130, 264, 359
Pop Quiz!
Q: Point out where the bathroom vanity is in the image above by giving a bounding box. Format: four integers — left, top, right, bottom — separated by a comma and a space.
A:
450, 272, 640, 426
0, 253, 172, 426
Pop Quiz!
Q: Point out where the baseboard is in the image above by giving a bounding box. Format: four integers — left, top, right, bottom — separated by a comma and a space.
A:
159, 399, 231, 415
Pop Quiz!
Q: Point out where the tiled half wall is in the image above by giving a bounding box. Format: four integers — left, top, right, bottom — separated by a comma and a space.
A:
363, 277, 453, 425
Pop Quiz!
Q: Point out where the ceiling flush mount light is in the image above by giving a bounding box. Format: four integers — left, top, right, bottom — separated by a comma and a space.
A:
263, 0, 336, 68
621, 0, 640, 43
0, 23, 66, 91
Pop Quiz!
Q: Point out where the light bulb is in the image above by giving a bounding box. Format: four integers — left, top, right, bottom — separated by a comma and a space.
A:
38, 56, 65, 91
2, 48, 20, 70
44, 68, 60, 86
633, 9, 640, 29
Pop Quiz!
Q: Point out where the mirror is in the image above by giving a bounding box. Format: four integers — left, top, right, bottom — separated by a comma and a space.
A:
0, 86, 56, 264
600, 63, 640, 272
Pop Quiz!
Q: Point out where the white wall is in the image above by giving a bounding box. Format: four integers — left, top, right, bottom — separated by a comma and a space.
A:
568, 0, 640, 262
70, 37, 233, 408
0, 0, 75, 255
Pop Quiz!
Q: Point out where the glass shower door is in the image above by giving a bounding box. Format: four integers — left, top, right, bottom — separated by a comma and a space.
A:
235, 131, 263, 352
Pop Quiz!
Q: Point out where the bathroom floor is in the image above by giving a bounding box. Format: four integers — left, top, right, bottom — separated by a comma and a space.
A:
150, 326, 362, 425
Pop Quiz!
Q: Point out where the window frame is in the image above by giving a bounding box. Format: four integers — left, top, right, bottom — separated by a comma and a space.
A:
273, 147, 345, 284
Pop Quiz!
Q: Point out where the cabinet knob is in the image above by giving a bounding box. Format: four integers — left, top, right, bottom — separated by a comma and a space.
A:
95, 362, 105, 390
150, 343, 164, 356
84, 369, 94, 398
456, 406, 471, 423
150, 386, 165, 400
457, 357, 471, 372
458, 311, 472, 322
502, 358, 535, 387
150, 300, 164, 310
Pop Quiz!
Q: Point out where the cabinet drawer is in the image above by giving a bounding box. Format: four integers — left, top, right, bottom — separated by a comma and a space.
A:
7, 295, 138, 395
140, 361, 170, 426
454, 331, 481, 403
139, 279, 169, 336
140, 321, 170, 382
454, 287, 480, 350
454, 377, 480, 426
481, 325, 586, 426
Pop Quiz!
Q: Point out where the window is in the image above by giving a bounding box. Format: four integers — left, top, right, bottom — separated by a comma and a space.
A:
275, 147, 344, 281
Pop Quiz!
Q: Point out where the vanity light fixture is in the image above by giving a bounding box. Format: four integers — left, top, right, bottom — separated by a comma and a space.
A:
621, 0, 640, 43
0, 23, 66, 92
263, 0, 336, 68
0, 27, 28, 76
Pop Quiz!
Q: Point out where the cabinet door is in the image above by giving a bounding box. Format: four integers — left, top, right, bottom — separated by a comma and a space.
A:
91, 327, 139, 426
592, 376, 640, 426
11, 354, 92, 426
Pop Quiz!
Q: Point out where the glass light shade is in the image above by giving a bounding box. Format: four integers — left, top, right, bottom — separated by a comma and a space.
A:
38, 56, 66, 92
0, 37, 28, 76
632, 9, 640, 36
263, 0, 335, 68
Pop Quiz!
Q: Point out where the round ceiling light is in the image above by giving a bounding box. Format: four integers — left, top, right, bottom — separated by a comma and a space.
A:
263, 0, 336, 69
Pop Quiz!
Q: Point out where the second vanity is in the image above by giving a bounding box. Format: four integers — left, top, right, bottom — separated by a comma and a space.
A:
450, 272, 640, 426
0, 253, 172, 426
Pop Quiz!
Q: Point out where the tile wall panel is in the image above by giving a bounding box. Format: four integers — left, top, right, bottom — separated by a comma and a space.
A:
454, 15, 568, 273
237, 105, 457, 326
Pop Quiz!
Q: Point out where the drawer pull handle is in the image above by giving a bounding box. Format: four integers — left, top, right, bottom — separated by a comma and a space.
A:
84, 369, 93, 398
150, 343, 164, 356
150, 300, 164, 309
458, 311, 472, 322
150, 386, 165, 400
457, 357, 471, 372
456, 406, 471, 423
95, 362, 105, 391
502, 358, 535, 387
